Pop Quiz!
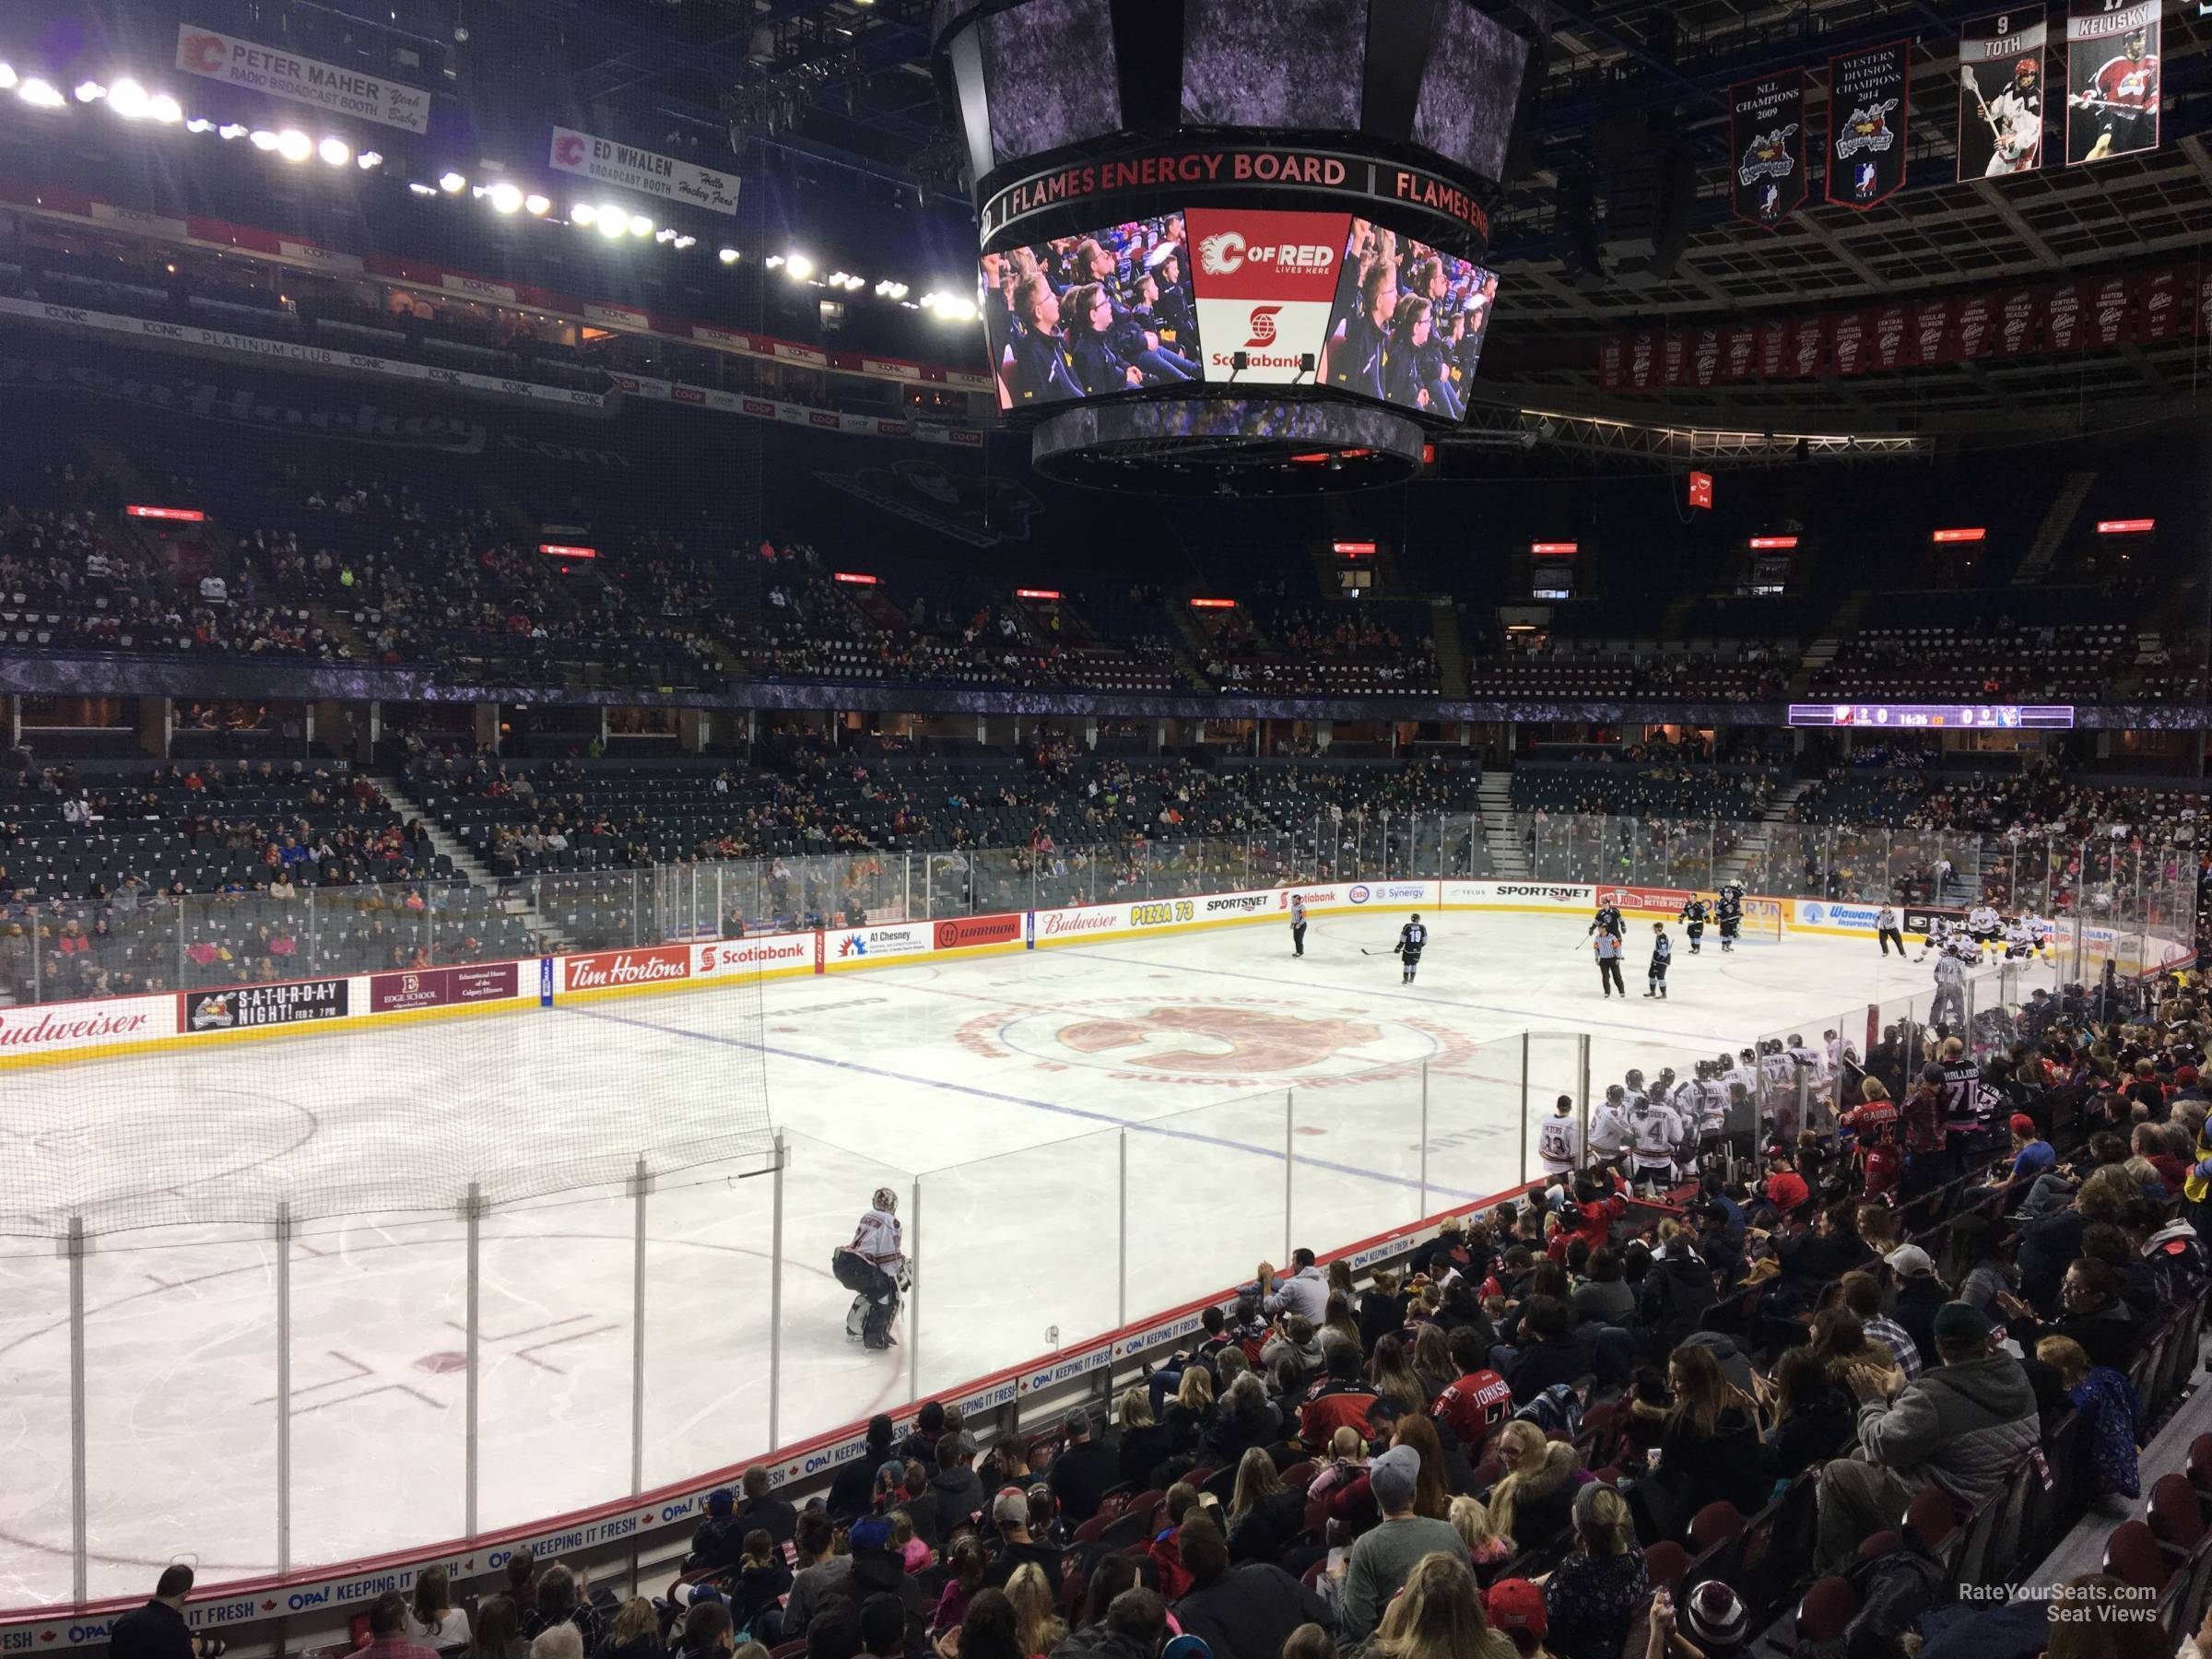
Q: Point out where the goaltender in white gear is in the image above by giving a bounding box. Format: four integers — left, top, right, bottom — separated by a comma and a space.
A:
834, 1187, 909, 1350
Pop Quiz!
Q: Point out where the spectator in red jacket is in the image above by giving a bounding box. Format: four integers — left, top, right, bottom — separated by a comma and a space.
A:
1300, 1335, 1380, 1444
1432, 1325, 1513, 1456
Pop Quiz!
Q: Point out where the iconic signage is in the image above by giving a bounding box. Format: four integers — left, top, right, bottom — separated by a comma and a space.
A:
548, 127, 741, 216
175, 24, 432, 132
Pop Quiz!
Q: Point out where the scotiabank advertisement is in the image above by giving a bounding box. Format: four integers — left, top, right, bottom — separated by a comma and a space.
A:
1187, 207, 1351, 384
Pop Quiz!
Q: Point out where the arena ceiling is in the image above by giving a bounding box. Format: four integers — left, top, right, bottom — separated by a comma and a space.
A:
341, 0, 2212, 445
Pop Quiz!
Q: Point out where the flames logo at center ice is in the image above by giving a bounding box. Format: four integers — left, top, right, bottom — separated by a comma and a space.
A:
1055, 1006, 1383, 1073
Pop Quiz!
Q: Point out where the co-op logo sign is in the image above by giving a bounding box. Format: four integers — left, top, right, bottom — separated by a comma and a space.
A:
1197, 230, 1335, 277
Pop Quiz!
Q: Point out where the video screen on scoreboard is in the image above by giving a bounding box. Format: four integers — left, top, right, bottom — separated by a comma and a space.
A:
1318, 218, 1499, 421
980, 212, 1204, 412
1786, 702, 2077, 730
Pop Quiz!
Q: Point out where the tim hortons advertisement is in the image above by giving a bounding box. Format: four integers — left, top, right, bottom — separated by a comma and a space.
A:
691, 934, 817, 980
0, 994, 173, 1058
1186, 207, 1351, 385
562, 944, 692, 994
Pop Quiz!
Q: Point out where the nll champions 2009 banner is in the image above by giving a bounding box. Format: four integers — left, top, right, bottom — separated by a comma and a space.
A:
1732, 74, 1808, 231
1827, 40, 1910, 208
1959, 8, 2047, 181
2065, 0, 2159, 166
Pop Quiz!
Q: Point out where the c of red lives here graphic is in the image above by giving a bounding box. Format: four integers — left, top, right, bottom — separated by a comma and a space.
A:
180, 31, 229, 73
1186, 206, 1351, 385
554, 133, 588, 167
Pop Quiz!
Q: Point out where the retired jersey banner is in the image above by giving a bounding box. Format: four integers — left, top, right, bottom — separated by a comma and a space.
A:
1732, 75, 1808, 231
1827, 41, 1910, 208
1959, 8, 2047, 181
2065, 0, 2159, 165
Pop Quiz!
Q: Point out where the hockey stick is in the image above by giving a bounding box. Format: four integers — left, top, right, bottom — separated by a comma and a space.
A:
1360, 944, 1406, 957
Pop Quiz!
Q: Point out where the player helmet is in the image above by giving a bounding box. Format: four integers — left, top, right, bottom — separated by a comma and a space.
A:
2125, 29, 2146, 56
1410, 912, 1421, 923
2016, 54, 2039, 78
873, 1186, 898, 1214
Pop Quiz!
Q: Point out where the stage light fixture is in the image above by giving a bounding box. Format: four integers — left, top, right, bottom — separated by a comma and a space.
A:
488, 182, 524, 214
318, 136, 350, 166
438, 170, 467, 193
276, 129, 313, 162
18, 78, 66, 109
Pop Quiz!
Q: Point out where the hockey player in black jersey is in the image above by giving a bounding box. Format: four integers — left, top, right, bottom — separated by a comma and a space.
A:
1716, 882, 1745, 954
1396, 913, 1429, 985
1678, 896, 1710, 954
1588, 902, 1624, 941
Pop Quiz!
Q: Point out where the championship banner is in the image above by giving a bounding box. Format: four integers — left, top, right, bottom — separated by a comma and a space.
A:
1731, 74, 1808, 230
175, 24, 431, 133
1827, 41, 1910, 208
1186, 207, 1349, 384
1959, 8, 2047, 181
2064, 0, 2159, 165
548, 127, 741, 216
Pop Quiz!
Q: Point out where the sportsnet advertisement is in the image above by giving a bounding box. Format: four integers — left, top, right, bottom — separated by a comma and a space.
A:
1959, 8, 2048, 182
981, 214, 1202, 411
1319, 218, 1499, 421
1185, 207, 1349, 385
1441, 880, 1595, 910
2065, 0, 2159, 166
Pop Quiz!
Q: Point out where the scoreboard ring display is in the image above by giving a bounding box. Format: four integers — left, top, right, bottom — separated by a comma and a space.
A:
933, 0, 1545, 484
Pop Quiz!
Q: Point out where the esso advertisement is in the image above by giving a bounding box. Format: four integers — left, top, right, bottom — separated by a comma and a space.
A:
1442, 881, 1596, 910
1188, 206, 1350, 384
1348, 881, 1436, 906
1794, 900, 1885, 932
692, 934, 816, 979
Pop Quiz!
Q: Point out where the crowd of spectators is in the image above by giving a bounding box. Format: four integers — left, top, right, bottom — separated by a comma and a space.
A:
390, 962, 2202, 1659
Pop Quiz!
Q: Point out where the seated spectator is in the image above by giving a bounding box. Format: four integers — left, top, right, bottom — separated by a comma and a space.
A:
688, 1488, 746, 1574
1049, 1406, 1118, 1524
1432, 1326, 1513, 1458
1359, 1551, 1516, 1659
982, 1489, 1063, 1594
1814, 1300, 2038, 1570
1487, 1420, 1583, 1552
783, 1510, 850, 1641
730, 1533, 794, 1641
1451, 1493, 1518, 1586
921, 1432, 984, 1548
1117, 1387, 1175, 1490
2000, 1255, 2144, 1371
1222, 1445, 1305, 1564
470, 1597, 527, 1659
1337, 1444, 1469, 1641
2036, 1335, 2144, 1508
1542, 1486, 1647, 1659
530, 1629, 582, 1659
1487, 1578, 1551, 1659
361, 1593, 441, 1659
1302, 1334, 1382, 1444
1754, 1346, 1853, 1483
1046, 1586, 1164, 1659
596, 1599, 660, 1659
1628, 1344, 1765, 1544
1171, 1517, 1329, 1659
406, 1567, 472, 1651
1000, 1562, 1062, 1657
523, 1566, 603, 1653
736, 1465, 798, 1547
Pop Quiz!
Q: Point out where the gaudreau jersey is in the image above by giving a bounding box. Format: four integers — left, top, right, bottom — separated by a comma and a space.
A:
849, 1207, 905, 1272
1537, 1114, 1581, 1167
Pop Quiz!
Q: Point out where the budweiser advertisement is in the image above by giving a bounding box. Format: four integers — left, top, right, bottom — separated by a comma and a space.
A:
562, 945, 692, 994
0, 994, 173, 1059
1186, 206, 1350, 385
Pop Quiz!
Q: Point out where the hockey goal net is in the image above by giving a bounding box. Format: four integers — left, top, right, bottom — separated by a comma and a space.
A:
1734, 897, 1786, 945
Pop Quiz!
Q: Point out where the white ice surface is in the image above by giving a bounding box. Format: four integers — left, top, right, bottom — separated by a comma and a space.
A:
0, 908, 2046, 1606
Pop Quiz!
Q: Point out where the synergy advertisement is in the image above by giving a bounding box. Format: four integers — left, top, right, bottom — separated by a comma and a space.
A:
982, 213, 1203, 409
1318, 218, 1499, 420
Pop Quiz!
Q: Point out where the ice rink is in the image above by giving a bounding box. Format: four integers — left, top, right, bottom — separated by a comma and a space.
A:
0, 905, 2043, 1606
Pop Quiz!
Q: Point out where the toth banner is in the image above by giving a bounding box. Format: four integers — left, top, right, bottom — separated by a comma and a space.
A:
1959, 8, 2047, 182
2064, 0, 2159, 166
1732, 74, 1809, 231
1827, 40, 1911, 208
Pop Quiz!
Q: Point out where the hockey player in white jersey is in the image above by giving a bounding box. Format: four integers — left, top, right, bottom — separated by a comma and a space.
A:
833, 1186, 909, 1350
1589, 1085, 1636, 1164
1396, 914, 1430, 985
1536, 1094, 1582, 1177
1628, 1090, 1685, 1196
2002, 915, 2041, 960
1967, 902, 2003, 954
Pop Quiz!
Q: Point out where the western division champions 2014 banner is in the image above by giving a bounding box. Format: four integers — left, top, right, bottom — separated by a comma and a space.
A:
1827, 40, 1911, 208
1959, 8, 2047, 182
1731, 74, 1808, 230
2065, 0, 2159, 166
